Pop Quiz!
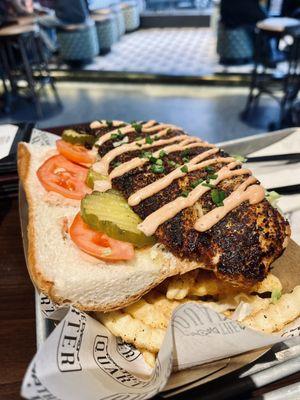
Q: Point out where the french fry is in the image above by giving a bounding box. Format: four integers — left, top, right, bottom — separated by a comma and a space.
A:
138, 348, 156, 368
125, 299, 169, 329
96, 310, 166, 353
166, 270, 198, 300
144, 290, 181, 319
190, 271, 221, 297
242, 286, 300, 333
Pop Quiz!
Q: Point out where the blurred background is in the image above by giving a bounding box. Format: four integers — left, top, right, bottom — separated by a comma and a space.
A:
0, 0, 299, 142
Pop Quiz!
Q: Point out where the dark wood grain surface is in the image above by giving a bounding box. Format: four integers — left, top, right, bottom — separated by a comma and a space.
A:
0, 125, 299, 400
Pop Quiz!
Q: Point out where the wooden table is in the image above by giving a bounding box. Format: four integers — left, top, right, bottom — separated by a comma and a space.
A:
0, 126, 299, 400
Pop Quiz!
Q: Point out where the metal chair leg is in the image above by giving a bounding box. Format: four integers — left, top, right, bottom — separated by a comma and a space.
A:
18, 35, 43, 119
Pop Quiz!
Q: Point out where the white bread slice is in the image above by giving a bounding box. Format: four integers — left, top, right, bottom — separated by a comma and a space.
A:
18, 142, 204, 312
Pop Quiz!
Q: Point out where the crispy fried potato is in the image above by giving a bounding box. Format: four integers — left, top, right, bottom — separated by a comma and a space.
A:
144, 290, 181, 319
166, 270, 198, 300
242, 286, 300, 333
138, 348, 156, 368
190, 271, 221, 297
125, 299, 169, 329
96, 310, 166, 353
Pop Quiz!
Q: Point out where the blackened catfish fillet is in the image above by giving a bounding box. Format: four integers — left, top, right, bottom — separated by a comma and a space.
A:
107, 122, 290, 287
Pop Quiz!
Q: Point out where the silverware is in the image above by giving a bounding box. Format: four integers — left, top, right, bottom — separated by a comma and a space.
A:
246, 154, 300, 163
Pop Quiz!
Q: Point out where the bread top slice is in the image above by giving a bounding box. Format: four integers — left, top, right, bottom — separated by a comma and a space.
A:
18, 142, 203, 311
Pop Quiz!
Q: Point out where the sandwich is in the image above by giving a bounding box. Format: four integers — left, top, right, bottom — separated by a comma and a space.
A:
18, 119, 300, 367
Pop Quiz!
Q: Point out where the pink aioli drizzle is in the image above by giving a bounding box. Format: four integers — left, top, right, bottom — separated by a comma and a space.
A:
137, 162, 252, 236
93, 132, 188, 176
110, 137, 215, 180
194, 176, 265, 232
93, 120, 176, 148
128, 149, 226, 206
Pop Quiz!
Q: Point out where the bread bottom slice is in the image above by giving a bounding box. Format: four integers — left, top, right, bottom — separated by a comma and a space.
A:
18, 143, 205, 312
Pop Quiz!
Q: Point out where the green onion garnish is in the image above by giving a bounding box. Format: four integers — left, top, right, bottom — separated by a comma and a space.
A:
181, 190, 190, 198
180, 165, 188, 173
151, 165, 164, 174
211, 188, 226, 206
145, 135, 153, 145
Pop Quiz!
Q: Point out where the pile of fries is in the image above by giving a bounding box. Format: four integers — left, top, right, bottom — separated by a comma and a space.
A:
95, 270, 300, 368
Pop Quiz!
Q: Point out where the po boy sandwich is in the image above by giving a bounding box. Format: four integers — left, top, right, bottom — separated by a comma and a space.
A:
18, 120, 300, 366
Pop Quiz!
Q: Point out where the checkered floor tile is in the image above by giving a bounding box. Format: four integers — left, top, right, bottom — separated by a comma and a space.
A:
83, 27, 219, 75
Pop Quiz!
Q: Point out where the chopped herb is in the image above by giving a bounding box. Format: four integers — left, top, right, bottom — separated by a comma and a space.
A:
168, 160, 176, 167
202, 182, 215, 189
154, 135, 159, 141
106, 120, 113, 128
190, 179, 204, 189
150, 156, 158, 164
159, 150, 166, 158
156, 159, 163, 165
181, 190, 190, 198
211, 189, 226, 207
182, 149, 190, 157
132, 123, 142, 133
145, 135, 153, 145
111, 130, 124, 140
140, 151, 152, 159
204, 166, 215, 173
180, 165, 188, 173
135, 136, 143, 141
151, 164, 164, 174
266, 190, 281, 207
182, 156, 190, 163
207, 173, 218, 180
271, 289, 282, 304
232, 154, 247, 163
113, 161, 121, 168
167, 128, 172, 134
130, 120, 137, 124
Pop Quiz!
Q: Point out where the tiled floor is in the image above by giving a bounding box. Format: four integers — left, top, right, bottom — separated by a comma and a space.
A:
0, 81, 279, 143
83, 28, 218, 76
57, 27, 287, 77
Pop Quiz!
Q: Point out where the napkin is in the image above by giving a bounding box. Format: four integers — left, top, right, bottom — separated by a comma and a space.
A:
247, 130, 300, 244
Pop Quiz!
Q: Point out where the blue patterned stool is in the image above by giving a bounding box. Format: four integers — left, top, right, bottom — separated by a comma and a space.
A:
56, 19, 99, 65
121, 1, 140, 32
92, 13, 118, 54
217, 22, 254, 65
111, 4, 126, 38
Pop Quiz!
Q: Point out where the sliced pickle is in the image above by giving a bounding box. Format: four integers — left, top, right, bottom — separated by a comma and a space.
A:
81, 191, 156, 248
62, 129, 96, 147
86, 169, 108, 189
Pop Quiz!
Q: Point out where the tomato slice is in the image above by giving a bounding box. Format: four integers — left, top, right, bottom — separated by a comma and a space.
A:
56, 139, 96, 165
37, 155, 90, 200
70, 213, 135, 261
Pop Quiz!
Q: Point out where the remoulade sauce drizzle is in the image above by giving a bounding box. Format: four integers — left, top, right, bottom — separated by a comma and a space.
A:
110, 137, 215, 180
137, 162, 254, 236
90, 121, 266, 234
194, 176, 265, 232
128, 150, 227, 206
93, 132, 188, 175
93, 120, 176, 148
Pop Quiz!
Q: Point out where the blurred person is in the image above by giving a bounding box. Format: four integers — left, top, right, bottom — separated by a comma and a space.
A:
55, 0, 90, 24
220, 0, 266, 30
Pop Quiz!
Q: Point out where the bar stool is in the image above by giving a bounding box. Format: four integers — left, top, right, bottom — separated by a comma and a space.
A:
0, 23, 59, 118
121, 1, 140, 33
56, 19, 99, 65
242, 17, 300, 129
92, 11, 118, 54
111, 4, 126, 39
